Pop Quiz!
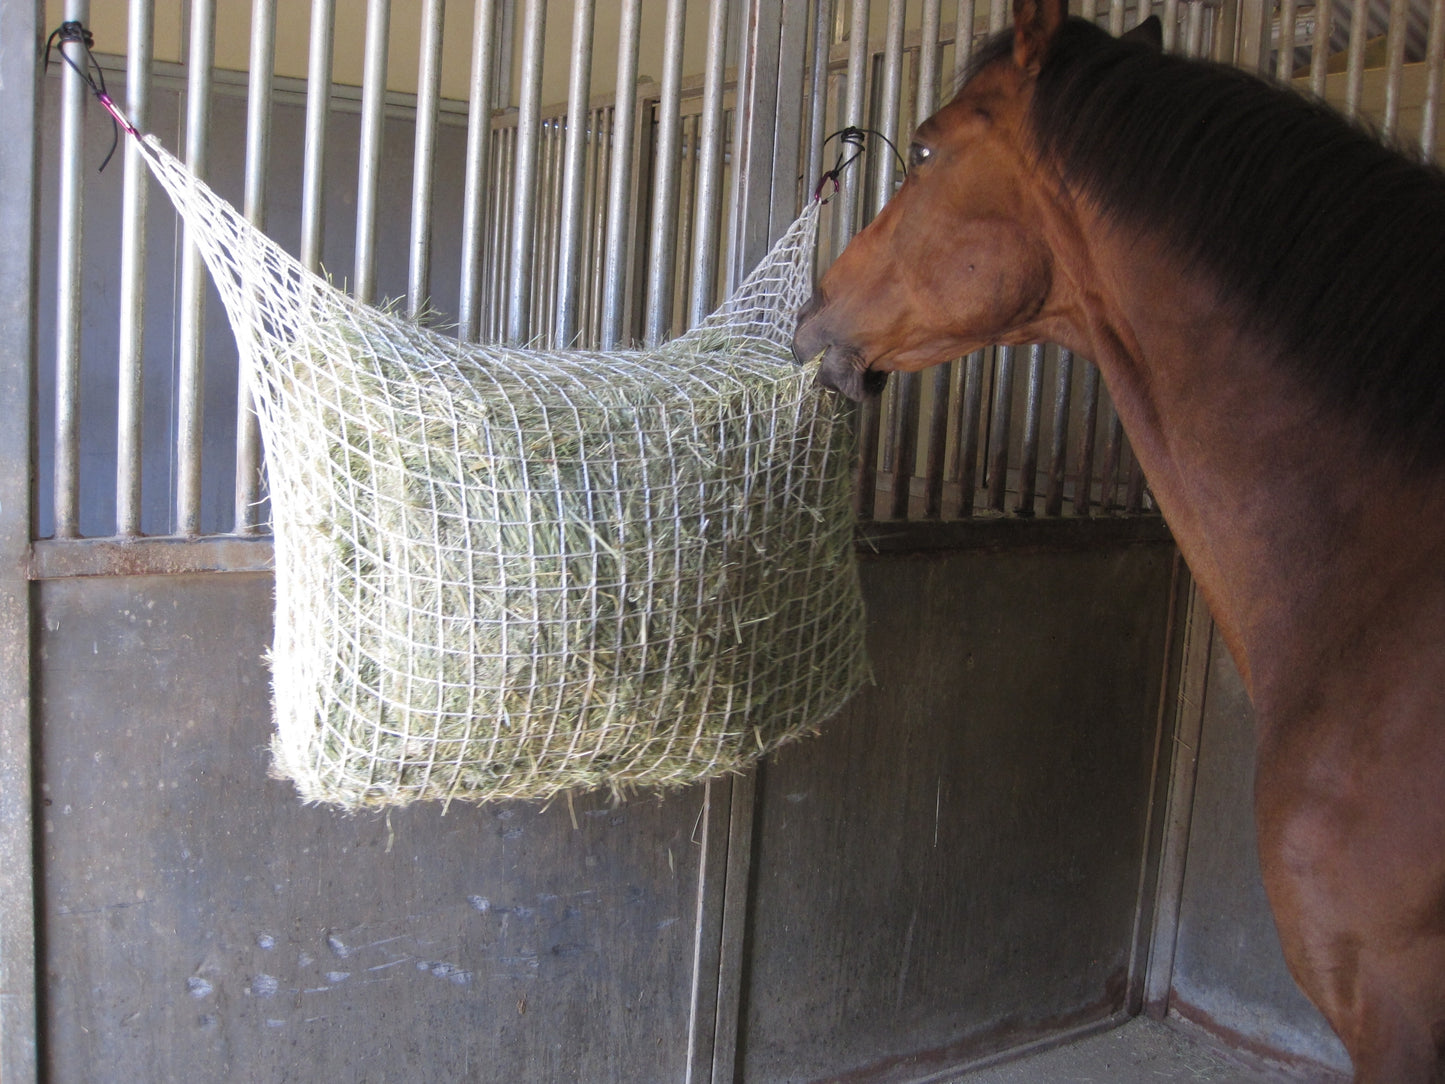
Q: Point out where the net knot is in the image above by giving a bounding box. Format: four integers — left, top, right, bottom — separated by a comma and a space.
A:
45, 20, 137, 172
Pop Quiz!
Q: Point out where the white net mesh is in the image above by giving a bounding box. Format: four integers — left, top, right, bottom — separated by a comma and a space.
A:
131, 133, 867, 808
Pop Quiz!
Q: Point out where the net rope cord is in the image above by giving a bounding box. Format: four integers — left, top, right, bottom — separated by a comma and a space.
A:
67, 39, 868, 809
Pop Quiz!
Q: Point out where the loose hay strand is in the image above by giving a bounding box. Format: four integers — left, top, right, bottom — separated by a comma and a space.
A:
132, 133, 867, 808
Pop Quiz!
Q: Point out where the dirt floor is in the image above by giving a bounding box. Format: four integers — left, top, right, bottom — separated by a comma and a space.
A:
950, 1017, 1344, 1083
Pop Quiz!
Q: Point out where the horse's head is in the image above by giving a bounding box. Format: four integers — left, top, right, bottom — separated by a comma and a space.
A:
794, 0, 1159, 400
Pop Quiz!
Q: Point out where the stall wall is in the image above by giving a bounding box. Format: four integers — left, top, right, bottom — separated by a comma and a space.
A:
35, 538, 1178, 1082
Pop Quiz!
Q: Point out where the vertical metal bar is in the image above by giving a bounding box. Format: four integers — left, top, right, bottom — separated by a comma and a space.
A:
834, 0, 870, 255
496, 0, 516, 109
54, 0, 91, 539
1275, 0, 1298, 79
1186, 0, 1208, 59
408, 0, 446, 318
300, 0, 335, 274
354, 0, 391, 305
235, 0, 275, 536
989, 0, 1008, 33
117, 0, 155, 538
555, 0, 597, 345
1161, 0, 1179, 52
955, 0, 978, 79
985, 346, 1015, 512
459, 0, 498, 341
1100, 407, 1125, 510
582, 106, 608, 344
803, 0, 833, 211
644, 0, 689, 345
918, 0, 943, 119
601, 0, 642, 348
1309, 0, 1331, 98
1015, 343, 1045, 515
1044, 348, 1074, 516
1073, 360, 1101, 515
1424, 0, 1445, 160
1109, 0, 1126, 37
917, 0, 947, 520
1382, 0, 1410, 139
690, 0, 735, 327
954, 351, 986, 516
888, 374, 920, 520
0, 4, 41, 1080
507, 0, 547, 342
177, 0, 216, 537
1345, 0, 1369, 119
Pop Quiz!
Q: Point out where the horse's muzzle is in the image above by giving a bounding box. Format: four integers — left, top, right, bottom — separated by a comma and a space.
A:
792, 292, 888, 402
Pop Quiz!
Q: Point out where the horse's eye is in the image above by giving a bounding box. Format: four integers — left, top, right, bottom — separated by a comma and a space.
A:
908, 143, 932, 170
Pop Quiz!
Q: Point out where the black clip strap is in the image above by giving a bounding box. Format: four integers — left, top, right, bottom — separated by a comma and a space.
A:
45, 21, 137, 172
812, 125, 910, 203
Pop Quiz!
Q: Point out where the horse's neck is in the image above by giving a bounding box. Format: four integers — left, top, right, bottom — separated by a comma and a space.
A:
1069, 224, 1445, 716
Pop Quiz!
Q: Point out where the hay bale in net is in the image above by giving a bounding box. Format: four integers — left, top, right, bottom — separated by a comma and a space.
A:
131, 133, 867, 808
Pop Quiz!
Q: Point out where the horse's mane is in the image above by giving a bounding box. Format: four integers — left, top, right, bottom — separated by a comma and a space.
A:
994, 21, 1445, 467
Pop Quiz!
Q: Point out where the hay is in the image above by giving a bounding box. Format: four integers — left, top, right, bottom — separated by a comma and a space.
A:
130, 132, 867, 808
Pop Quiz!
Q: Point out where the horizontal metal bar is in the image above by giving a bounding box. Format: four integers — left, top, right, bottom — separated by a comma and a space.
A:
30, 537, 277, 580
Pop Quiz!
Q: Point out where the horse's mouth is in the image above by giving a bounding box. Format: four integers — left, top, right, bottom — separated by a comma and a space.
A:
817, 349, 888, 401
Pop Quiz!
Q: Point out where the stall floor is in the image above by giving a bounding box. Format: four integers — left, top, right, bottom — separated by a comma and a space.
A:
951, 1017, 1341, 1083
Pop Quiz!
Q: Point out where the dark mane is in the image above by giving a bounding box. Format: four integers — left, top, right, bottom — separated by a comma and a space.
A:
996, 21, 1445, 466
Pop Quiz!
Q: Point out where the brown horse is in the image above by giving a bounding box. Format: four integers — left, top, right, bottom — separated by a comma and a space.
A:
794, 2, 1445, 1080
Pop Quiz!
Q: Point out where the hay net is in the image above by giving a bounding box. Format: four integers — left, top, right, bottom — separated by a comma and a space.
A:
128, 132, 867, 809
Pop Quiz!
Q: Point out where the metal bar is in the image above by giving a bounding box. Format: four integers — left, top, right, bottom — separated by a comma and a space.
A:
955, 0, 978, 80
803, 0, 833, 213
689, 0, 734, 328
1100, 406, 1125, 510
1073, 360, 1101, 515
176, 0, 216, 537
1045, 348, 1074, 516
1187, 0, 1208, 59
954, 351, 986, 516
644, 0, 689, 346
1015, 343, 1045, 515
407, 0, 446, 318
1382, 0, 1410, 139
768, 0, 811, 230
353, 0, 391, 305
1161, 0, 1179, 52
918, 0, 943, 120
585, 107, 611, 345
300, 0, 335, 274
555, 0, 597, 345
872, 0, 906, 216
1275, 0, 1298, 79
54, 0, 91, 539
833, 0, 870, 255
923, 366, 951, 519
459, 0, 499, 341
1425, 0, 1445, 159
601, 0, 642, 348
1109, 0, 1126, 37
235, 0, 275, 536
990, 0, 1008, 33
507, 0, 547, 342
1345, 0, 1369, 119
1309, 0, 1331, 98
117, 0, 155, 538
889, 373, 921, 520
673, 114, 700, 334
985, 346, 1015, 512
0, 5, 41, 1077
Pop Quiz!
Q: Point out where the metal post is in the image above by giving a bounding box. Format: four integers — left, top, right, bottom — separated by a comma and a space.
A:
300, 0, 335, 274
408, 0, 447, 318
644, 0, 689, 345
177, 0, 216, 537
459, 0, 499, 341
1345, 0, 1369, 119
54, 0, 90, 539
689, 0, 735, 328
1424, 0, 1445, 160
555, 0, 597, 345
354, 0, 391, 305
1382, 0, 1410, 139
1045, 348, 1074, 516
601, 0, 642, 348
236, 0, 275, 535
508, 0, 547, 342
834, 0, 870, 256
117, 0, 155, 538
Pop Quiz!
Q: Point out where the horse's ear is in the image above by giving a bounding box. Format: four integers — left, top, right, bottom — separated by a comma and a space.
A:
1121, 14, 1163, 50
1013, 0, 1067, 74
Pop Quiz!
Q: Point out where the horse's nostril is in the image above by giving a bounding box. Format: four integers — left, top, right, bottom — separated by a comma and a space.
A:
862, 368, 889, 395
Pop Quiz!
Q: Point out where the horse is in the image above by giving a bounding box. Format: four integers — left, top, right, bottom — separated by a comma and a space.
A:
793, 2, 1445, 1079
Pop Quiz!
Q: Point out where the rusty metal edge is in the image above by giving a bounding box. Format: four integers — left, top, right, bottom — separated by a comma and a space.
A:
30, 537, 277, 580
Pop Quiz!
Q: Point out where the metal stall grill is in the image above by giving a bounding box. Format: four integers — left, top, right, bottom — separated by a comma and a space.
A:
29, 0, 1445, 554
